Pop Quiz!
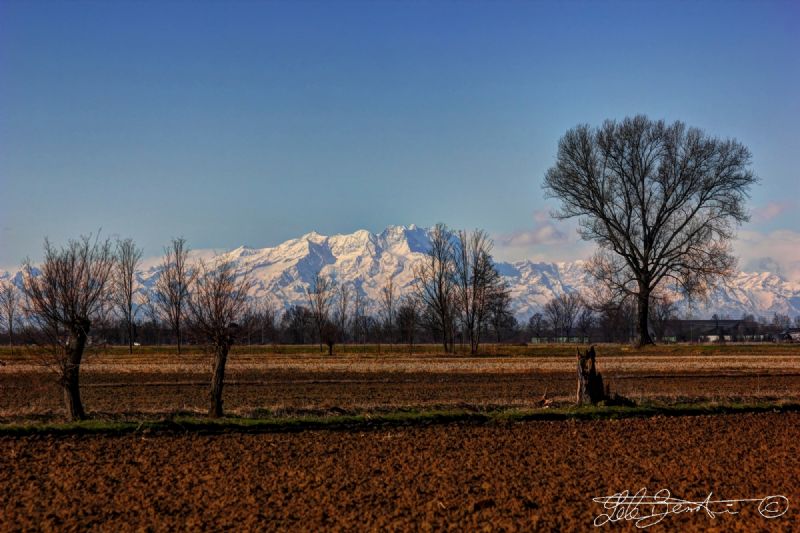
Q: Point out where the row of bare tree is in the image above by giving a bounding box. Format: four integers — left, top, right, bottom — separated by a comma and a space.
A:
11, 235, 252, 420
2, 225, 512, 420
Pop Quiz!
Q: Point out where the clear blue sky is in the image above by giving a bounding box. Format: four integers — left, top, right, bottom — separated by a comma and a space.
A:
1, 0, 798, 274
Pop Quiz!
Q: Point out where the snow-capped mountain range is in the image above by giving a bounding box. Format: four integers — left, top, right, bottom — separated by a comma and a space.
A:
3, 225, 800, 320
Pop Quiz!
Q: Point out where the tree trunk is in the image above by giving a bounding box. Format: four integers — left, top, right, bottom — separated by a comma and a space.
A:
636, 287, 654, 347
209, 343, 229, 418
128, 317, 134, 355
576, 346, 605, 405
63, 328, 88, 421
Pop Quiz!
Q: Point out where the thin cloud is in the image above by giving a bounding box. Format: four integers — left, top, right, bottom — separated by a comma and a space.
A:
751, 201, 793, 224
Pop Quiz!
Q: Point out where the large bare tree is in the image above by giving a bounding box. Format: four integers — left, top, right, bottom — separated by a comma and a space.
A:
186, 259, 253, 417
0, 281, 21, 352
544, 115, 756, 346
154, 237, 193, 354
413, 223, 457, 353
113, 238, 143, 354
21, 236, 115, 420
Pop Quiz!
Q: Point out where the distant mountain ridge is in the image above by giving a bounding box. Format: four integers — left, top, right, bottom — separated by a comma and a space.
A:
3, 225, 799, 320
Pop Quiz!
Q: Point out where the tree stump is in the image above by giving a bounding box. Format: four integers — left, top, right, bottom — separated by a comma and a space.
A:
576, 345, 605, 405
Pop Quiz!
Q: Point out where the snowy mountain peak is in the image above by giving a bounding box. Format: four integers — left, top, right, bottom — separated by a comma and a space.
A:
2, 225, 799, 320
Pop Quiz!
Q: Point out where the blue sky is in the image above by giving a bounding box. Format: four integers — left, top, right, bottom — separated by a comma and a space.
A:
1, 1, 799, 277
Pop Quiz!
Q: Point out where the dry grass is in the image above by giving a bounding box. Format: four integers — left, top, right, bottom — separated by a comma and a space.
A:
2, 343, 800, 375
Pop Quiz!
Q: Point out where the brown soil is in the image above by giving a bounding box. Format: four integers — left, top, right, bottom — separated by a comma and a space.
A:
1, 412, 797, 531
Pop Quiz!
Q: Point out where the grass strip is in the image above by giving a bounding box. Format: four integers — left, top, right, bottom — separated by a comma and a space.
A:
2, 401, 799, 437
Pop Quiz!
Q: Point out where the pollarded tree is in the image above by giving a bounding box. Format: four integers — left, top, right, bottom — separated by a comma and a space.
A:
544, 115, 756, 346
186, 259, 254, 417
21, 236, 115, 420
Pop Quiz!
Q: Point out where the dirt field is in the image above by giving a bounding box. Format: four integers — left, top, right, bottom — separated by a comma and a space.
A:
2, 345, 800, 422
1, 412, 797, 531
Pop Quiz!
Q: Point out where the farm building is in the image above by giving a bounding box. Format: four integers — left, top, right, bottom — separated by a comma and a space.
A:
660, 319, 765, 343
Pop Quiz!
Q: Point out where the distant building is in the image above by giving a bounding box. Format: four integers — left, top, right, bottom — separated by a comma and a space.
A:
661, 318, 765, 343
775, 328, 800, 343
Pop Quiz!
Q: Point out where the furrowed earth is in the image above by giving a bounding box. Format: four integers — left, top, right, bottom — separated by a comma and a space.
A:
1, 413, 798, 531
1, 344, 799, 530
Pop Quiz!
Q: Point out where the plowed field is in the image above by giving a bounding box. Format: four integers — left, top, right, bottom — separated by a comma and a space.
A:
2, 412, 797, 531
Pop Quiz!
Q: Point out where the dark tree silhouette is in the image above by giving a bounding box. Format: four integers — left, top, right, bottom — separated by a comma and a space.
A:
544, 115, 756, 346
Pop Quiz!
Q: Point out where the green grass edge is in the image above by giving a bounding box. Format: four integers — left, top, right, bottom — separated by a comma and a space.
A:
2, 401, 799, 437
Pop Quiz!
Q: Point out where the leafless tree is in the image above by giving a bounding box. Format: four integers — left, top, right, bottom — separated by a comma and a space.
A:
650, 292, 677, 342
21, 236, 115, 420
253, 298, 278, 344
488, 287, 514, 343
186, 260, 254, 417
112, 238, 143, 354
379, 277, 396, 344
306, 272, 336, 353
154, 237, 193, 354
334, 283, 351, 344
281, 305, 313, 344
772, 313, 791, 331
0, 281, 21, 352
350, 290, 371, 344
413, 223, 457, 353
397, 295, 420, 355
454, 229, 504, 354
544, 292, 582, 342
576, 305, 594, 343
527, 312, 545, 343
139, 291, 164, 344
544, 115, 756, 346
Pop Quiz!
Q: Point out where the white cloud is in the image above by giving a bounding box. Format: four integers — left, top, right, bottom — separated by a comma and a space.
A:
734, 228, 800, 281
494, 217, 596, 263
751, 201, 793, 224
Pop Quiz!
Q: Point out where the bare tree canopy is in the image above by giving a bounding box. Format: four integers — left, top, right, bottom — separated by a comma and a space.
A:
455, 229, 504, 354
113, 238, 143, 354
306, 272, 336, 354
21, 235, 115, 420
544, 292, 582, 341
379, 277, 396, 344
154, 237, 193, 354
544, 115, 756, 346
413, 223, 457, 353
186, 259, 254, 417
